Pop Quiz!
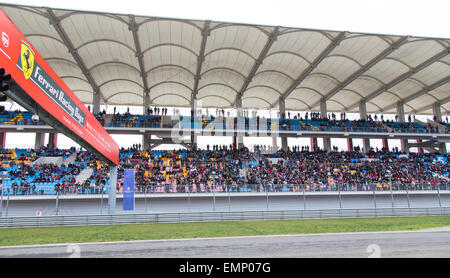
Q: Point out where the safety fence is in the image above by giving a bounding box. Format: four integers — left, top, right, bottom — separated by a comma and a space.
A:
0, 207, 449, 228
2, 183, 449, 196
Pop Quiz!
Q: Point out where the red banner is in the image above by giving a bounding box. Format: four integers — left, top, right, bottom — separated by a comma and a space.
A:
0, 8, 119, 165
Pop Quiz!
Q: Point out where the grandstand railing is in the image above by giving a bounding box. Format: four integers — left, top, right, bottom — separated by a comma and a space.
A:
1, 183, 449, 196
1, 110, 449, 134
1, 207, 449, 228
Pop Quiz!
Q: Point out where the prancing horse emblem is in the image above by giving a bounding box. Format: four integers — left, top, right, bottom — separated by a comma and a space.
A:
20, 43, 34, 80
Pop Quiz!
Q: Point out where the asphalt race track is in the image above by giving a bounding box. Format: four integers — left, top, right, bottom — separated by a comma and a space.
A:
1, 228, 449, 258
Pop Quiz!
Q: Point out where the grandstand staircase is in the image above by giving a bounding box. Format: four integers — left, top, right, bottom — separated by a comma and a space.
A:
161, 115, 174, 128
75, 167, 94, 185
427, 119, 446, 133
62, 152, 77, 165
30, 156, 64, 167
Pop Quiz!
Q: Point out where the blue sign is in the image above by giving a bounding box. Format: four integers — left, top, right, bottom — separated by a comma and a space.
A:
435, 156, 447, 164
123, 169, 135, 211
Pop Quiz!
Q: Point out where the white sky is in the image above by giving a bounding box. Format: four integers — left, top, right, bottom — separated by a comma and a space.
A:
1, 0, 449, 38
1, 0, 449, 151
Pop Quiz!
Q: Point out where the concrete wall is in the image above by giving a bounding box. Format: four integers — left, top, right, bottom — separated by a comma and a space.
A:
1, 191, 449, 217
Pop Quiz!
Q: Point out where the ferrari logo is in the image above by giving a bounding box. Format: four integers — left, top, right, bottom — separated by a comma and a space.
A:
20, 43, 34, 80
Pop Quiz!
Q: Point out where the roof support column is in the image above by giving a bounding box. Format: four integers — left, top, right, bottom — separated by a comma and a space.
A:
129, 15, 151, 116
48, 133, 58, 149
235, 97, 244, 149
347, 138, 353, 152
432, 102, 442, 122
438, 143, 447, 154
93, 93, 100, 114
359, 100, 367, 121
396, 102, 407, 153
35, 132, 45, 150
143, 92, 150, 115
190, 98, 199, 150
272, 136, 278, 151
319, 98, 327, 120
382, 138, 389, 151
279, 97, 288, 151
362, 138, 371, 153
319, 99, 331, 152
416, 139, 423, 153
0, 132, 6, 149
310, 137, 318, 152
143, 133, 151, 151
359, 100, 370, 153
396, 102, 405, 122
47, 8, 104, 106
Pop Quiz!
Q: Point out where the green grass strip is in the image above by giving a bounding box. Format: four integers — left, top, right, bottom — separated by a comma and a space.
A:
0, 216, 449, 246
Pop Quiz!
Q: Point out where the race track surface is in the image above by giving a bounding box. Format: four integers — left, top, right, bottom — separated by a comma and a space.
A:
1, 228, 449, 258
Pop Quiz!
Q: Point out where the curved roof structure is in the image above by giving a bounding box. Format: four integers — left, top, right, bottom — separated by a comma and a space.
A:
1, 3, 449, 115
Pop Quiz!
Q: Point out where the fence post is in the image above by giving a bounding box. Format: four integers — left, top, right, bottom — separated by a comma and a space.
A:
144, 185, 147, 212
0, 186, 3, 217
373, 185, 377, 209
213, 183, 216, 212
5, 189, 10, 217
406, 184, 411, 209
100, 189, 104, 215
436, 183, 442, 208
338, 183, 342, 209
302, 184, 306, 210
188, 186, 191, 212
389, 180, 395, 208
55, 191, 59, 216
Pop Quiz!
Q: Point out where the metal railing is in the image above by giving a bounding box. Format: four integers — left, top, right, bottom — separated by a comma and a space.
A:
1, 182, 449, 196
0, 207, 449, 228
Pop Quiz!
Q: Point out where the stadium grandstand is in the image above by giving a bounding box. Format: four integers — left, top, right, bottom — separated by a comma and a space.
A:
0, 3, 448, 201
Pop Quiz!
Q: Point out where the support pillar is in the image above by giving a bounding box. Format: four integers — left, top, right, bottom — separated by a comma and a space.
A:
235, 97, 244, 149
143, 133, 151, 151
432, 102, 442, 122
310, 137, 318, 152
396, 102, 405, 122
143, 91, 150, 115
396, 102, 407, 152
0, 132, 6, 149
93, 93, 100, 114
320, 99, 331, 152
48, 133, 58, 149
35, 132, 45, 149
359, 101, 370, 153
416, 139, 423, 153
438, 142, 447, 154
382, 138, 389, 150
108, 165, 118, 215
191, 98, 199, 150
347, 137, 353, 152
279, 97, 288, 151
359, 101, 367, 120
363, 138, 371, 153
320, 99, 327, 120
272, 136, 278, 151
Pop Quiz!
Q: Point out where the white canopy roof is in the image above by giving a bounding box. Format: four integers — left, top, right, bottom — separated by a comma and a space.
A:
1, 3, 449, 115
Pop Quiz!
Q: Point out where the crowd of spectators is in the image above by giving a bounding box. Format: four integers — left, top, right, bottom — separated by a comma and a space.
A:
115, 146, 449, 194
0, 144, 448, 196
